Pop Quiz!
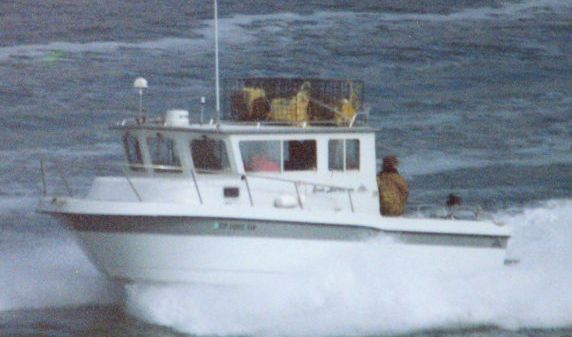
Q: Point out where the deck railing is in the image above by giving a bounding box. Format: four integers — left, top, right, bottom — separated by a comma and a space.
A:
39, 159, 357, 212
39, 159, 495, 221
407, 203, 485, 221
242, 173, 355, 212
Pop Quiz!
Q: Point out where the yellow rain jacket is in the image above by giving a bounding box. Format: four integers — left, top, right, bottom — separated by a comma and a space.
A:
377, 172, 409, 216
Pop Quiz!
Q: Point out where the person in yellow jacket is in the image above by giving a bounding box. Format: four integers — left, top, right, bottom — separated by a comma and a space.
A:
377, 156, 409, 216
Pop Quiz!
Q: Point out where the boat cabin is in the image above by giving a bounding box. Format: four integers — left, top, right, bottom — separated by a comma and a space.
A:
117, 118, 376, 180
110, 118, 379, 212
98, 78, 380, 214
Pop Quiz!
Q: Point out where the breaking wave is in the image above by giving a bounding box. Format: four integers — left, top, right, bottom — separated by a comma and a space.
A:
125, 199, 572, 336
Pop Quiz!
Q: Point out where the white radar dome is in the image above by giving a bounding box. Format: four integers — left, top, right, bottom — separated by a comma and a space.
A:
133, 77, 148, 89
165, 109, 189, 127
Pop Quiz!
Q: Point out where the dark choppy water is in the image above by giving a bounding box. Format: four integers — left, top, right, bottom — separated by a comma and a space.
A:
1, 0, 571, 336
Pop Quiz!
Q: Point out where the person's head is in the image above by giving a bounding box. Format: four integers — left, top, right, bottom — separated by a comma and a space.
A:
446, 193, 462, 207
382, 156, 399, 172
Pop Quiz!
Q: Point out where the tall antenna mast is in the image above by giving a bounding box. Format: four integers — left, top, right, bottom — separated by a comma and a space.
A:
214, 0, 221, 121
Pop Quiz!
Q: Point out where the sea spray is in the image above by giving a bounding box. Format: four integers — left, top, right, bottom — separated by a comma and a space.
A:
0, 201, 118, 311
0, 236, 118, 311
125, 199, 572, 336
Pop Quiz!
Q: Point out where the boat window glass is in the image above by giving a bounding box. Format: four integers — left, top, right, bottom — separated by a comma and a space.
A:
328, 139, 360, 171
240, 141, 281, 172
147, 134, 182, 173
122, 133, 144, 171
283, 140, 317, 171
191, 136, 230, 173
346, 139, 360, 170
328, 139, 344, 171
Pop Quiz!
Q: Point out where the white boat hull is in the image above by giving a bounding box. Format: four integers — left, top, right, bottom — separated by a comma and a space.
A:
42, 198, 511, 286
74, 228, 507, 286
77, 232, 356, 285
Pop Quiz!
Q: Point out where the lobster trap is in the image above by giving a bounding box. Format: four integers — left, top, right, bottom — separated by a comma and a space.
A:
224, 78, 364, 125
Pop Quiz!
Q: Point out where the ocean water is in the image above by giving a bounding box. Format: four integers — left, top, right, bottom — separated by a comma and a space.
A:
1, 0, 571, 336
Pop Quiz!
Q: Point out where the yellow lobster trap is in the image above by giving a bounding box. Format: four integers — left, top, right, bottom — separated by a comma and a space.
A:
225, 78, 363, 125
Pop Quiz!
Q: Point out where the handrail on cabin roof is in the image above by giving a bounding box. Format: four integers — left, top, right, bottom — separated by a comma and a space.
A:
113, 108, 371, 129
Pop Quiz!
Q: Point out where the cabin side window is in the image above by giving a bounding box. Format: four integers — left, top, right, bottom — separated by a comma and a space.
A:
346, 139, 360, 170
122, 133, 144, 171
240, 141, 281, 172
283, 140, 317, 171
190, 136, 230, 173
328, 139, 344, 170
328, 139, 360, 171
147, 134, 182, 173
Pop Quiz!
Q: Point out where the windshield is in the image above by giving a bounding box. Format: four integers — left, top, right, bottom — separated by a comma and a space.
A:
190, 136, 231, 173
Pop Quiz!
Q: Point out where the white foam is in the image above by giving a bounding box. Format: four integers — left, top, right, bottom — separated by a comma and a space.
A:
0, 226, 118, 311
0, 14, 258, 63
374, 0, 572, 22
0, 39, 191, 62
125, 199, 572, 336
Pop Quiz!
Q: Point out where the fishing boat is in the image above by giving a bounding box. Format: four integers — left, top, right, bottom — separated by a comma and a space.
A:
37, 1, 511, 286
37, 76, 511, 286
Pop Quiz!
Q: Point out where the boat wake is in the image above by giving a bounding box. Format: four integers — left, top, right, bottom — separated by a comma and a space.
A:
124, 199, 572, 336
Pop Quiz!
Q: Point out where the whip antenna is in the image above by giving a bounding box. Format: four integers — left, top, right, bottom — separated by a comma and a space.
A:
214, 0, 221, 121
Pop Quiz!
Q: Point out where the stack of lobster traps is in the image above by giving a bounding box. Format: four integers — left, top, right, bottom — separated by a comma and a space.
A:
224, 78, 364, 126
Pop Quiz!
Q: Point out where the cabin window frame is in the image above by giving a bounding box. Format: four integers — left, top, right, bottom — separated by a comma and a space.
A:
239, 140, 282, 173
189, 135, 232, 174
122, 132, 145, 172
328, 138, 360, 171
282, 139, 317, 171
345, 139, 360, 170
239, 138, 318, 173
146, 133, 183, 174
